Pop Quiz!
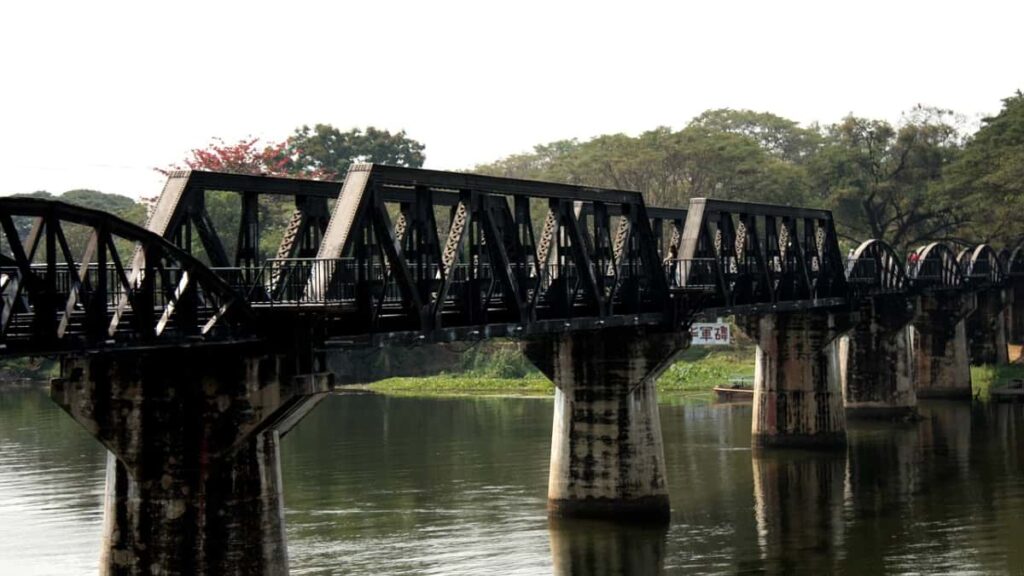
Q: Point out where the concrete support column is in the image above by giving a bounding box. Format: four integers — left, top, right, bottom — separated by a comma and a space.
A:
840, 297, 917, 419
1010, 281, 1024, 345
913, 293, 975, 399
966, 288, 1010, 365
52, 349, 331, 576
524, 328, 687, 522
739, 312, 849, 449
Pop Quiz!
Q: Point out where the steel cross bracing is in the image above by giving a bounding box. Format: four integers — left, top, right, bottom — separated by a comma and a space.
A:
1, 164, 1022, 357
0, 198, 252, 356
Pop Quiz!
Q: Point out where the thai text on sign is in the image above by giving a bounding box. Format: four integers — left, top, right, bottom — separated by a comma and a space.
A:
690, 322, 731, 345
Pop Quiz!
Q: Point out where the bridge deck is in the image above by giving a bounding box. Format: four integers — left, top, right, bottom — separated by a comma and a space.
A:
0, 164, 1015, 357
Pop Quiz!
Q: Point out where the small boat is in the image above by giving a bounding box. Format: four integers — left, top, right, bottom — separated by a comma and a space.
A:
714, 377, 754, 402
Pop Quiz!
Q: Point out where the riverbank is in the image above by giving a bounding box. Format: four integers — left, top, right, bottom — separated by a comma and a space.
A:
366, 347, 755, 401
971, 363, 1024, 400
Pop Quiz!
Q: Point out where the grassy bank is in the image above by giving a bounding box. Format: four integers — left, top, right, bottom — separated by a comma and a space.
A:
971, 363, 1024, 400
367, 346, 756, 400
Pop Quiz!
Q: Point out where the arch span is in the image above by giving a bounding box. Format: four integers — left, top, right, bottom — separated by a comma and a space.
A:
0, 197, 253, 356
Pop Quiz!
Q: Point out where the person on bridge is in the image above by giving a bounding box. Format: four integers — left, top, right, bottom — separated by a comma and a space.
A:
664, 245, 680, 287
908, 250, 920, 275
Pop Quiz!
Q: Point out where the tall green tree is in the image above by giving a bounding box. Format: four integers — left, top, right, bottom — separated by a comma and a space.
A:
808, 107, 966, 250
474, 120, 812, 210
281, 125, 426, 179
944, 91, 1024, 246
689, 108, 822, 163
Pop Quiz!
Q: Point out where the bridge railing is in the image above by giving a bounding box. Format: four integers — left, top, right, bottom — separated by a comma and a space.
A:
663, 258, 719, 291
3, 263, 233, 314
213, 256, 670, 312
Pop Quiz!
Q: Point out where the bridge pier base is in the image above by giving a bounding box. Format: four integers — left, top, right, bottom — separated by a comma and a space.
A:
51, 349, 331, 576
1009, 282, 1024, 345
840, 298, 918, 419
740, 312, 849, 449
966, 288, 1010, 365
913, 293, 975, 399
524, 328, 687, 523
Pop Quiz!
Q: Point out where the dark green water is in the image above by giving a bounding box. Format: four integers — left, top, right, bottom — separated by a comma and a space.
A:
1, 387, 1022, 574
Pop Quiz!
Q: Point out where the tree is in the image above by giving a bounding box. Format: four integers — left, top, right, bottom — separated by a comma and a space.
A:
689, 108, 822, 163
473, 118, 813, 210
280, 125, 426, 179
944, 92, 1024, 246
808, 107, 966, 250
156, 137, 293, 177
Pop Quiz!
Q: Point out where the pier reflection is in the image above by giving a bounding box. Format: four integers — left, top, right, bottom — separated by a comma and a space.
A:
751, 448, 846, 574
548, 518, 668, 576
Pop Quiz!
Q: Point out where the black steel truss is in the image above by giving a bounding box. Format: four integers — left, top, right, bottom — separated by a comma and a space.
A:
3, 165, 1022, 357
0, 198, 252, 356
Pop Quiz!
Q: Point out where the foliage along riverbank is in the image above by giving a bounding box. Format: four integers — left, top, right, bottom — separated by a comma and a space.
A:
971, 363, 1024, 400
366, 346, 755, 402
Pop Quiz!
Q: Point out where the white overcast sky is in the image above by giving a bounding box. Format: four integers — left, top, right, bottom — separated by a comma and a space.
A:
1, 0, 1021, 198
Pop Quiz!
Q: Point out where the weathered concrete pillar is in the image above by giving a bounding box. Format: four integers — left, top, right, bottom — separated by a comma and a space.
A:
1010, 281, 1024, 344
524, 328, 687, 522
966, 288, 1010, 365
912, 293, 975, 399
51, 348, 331, 576
840, 297, 918, 419
739, 312, 849, 449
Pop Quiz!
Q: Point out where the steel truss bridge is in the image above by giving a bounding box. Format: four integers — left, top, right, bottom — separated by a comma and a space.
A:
0, 164, 1021, 358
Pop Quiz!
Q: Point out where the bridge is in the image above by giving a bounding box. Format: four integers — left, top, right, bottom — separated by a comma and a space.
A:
2, 164, 1021, 575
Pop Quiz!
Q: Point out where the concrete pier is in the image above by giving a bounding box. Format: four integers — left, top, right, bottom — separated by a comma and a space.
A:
913, 293, 975, 399
739, 312, 849, 449
1010, 282, 1024, 344
524, 328, 687, 522
840, 298, 918, 419
966, 288, 1010, 365
52, 349, 331, 576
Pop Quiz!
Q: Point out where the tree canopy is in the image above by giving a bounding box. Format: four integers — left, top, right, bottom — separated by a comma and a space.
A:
160, 126, 426, 182
474, 100, 1024, 252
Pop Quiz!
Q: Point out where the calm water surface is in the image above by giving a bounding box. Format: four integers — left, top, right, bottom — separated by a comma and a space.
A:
1, 387, 1022, 575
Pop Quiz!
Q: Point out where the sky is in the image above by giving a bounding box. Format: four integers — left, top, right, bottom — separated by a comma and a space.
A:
1, 0, 1021, 199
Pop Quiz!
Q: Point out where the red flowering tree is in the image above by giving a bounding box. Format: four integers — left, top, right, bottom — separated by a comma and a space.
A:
156, 136, 326, 178
154, 127, 426, 260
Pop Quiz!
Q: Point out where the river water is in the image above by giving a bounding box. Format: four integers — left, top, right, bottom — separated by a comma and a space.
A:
1, 387, 1022, 575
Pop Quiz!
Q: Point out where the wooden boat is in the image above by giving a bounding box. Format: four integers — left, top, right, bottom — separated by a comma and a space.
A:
714, 377, 754, 402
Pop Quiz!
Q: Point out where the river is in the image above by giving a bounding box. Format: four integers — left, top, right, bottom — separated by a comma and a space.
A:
1, 387, 1022, 574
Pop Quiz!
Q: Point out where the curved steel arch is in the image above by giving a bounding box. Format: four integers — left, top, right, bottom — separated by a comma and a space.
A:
959, 244, 1005, 286
846, 239, 908, 293
0, 197, 254, 355
998, 247, 1011, 271
1007, 243, 1024, 277
910, 242, 964, 289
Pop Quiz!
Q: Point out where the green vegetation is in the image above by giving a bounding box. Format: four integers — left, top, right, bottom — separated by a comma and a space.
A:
971, 363, 1024, 400
0, 357, 57, 383
367, 343, 756, 401
657, 348, 755, 394
368, 374, 553, 396
475, 94, 1024, 252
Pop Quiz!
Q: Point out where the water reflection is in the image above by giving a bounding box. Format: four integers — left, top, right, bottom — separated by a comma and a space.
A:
548, 518, 667, 576
1, 388, 1023, 575
750, 449, 846, 574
